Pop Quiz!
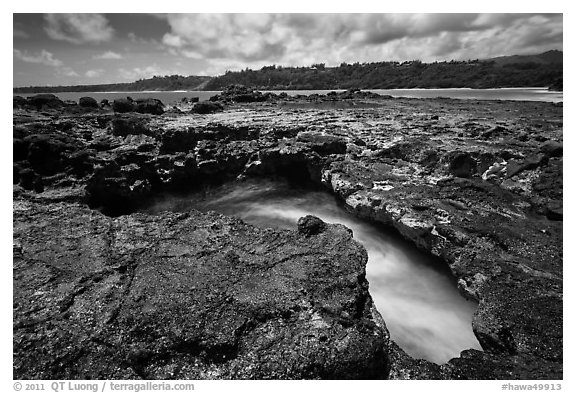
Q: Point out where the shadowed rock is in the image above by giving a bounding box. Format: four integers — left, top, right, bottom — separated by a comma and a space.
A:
27, 94, 64, 111
13, 200, 388, 379
298, 215, 328, 236
192, 101, 224, 114
79, 97, 99, 109
134, 98, 165, 115
113, 98, 136, 113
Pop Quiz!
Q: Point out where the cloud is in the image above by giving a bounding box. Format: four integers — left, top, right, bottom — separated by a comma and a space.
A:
44, 14, 114, 44
14, 28, 29, 39
85, 69, 104, 78
154, 13, 562, 75
127, 32, 161, 46
118, 64, 181, 81
13, 49, 63, 67
160, 14, 286, 62
58, 67, 79, 77
93, 51, 123, 60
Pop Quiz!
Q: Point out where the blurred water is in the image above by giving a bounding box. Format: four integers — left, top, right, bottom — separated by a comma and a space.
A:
144, 179, 482, 364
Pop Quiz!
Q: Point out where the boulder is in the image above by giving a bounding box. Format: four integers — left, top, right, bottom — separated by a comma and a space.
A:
27, 94, 64, 111
134, 98, 165, 115
79, 97, 99, 109
191, 101, 224, 114
112, 98, 136, 113
297, 215, 327, 236
210, 85, 267, 103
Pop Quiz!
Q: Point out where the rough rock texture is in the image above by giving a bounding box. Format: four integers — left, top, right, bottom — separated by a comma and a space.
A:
14, 200, 387, 379
113, 98, 136, 113
13, 92, 563, 379
134, 98, 165, 115
79, 97, 99, 109
209, 85, 268, 103
192, 101, 224, 114
14, 94, 65, 111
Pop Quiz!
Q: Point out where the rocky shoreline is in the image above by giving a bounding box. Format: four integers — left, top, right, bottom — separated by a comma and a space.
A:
13, 88, 563, 379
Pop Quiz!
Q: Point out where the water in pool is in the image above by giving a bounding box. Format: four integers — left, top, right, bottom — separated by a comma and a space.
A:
143, 178, 482, 363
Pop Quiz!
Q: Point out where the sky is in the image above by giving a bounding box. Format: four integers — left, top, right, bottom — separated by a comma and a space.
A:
13, 13, 563, 87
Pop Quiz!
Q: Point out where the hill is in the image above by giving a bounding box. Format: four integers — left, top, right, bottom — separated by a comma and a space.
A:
486, 50, 563, 66
203, 51, 563, 91
13, 51, 563, 93
13, 75, 212, 94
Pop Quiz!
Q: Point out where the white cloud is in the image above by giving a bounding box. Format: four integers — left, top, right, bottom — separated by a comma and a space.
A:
58, 67, 79, 77
118, 65, 181, 81
162, 33, 184, 48
85, 69, 104, 78
93, 51, 123, 60
13, 49, 63, 67
44, 14, 114, 44
155, 13, 562, 74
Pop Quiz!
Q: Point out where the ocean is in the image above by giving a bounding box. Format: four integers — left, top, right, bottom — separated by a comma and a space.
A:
14, 87, 563, 105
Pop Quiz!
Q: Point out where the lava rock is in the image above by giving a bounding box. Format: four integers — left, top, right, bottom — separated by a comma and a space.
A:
79, 97, 99, 109
112, 98, 136, 113
27, 94, 64, 111
545, 200, 563, 221
23, 133, 77, 176
134, 98, 165, 115
110, 116, 151, 137
506, 154, 548, 178
100, 99, 111, 109
296, 132, 347, 155
13, 201, 388, 379
18, 168, 43, 192
481, 125, 507, 139
539, 141, 563, 158
448, 152, 477, 178
160, 129, 198, 153
210, 85, 268, 103
191, 101, 224, 114
13, 96, 28, 109
297, 215, 327, 236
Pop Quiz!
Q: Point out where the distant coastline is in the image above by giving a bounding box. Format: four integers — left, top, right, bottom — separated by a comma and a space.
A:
12, 87, 563, 105
13, 50, 563, 94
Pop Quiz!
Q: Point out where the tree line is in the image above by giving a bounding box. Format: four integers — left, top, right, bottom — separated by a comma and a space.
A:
14, 57, 562, 94
14, 75, 211, 94
204, 60, 562, 90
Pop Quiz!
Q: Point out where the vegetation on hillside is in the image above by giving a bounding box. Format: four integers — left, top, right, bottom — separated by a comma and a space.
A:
13, 51, 562, 93
204, 59, 562, 90
14, 75, 212, 94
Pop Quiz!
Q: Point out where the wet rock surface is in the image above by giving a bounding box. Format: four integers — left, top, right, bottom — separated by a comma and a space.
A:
13, 92, 562, 379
